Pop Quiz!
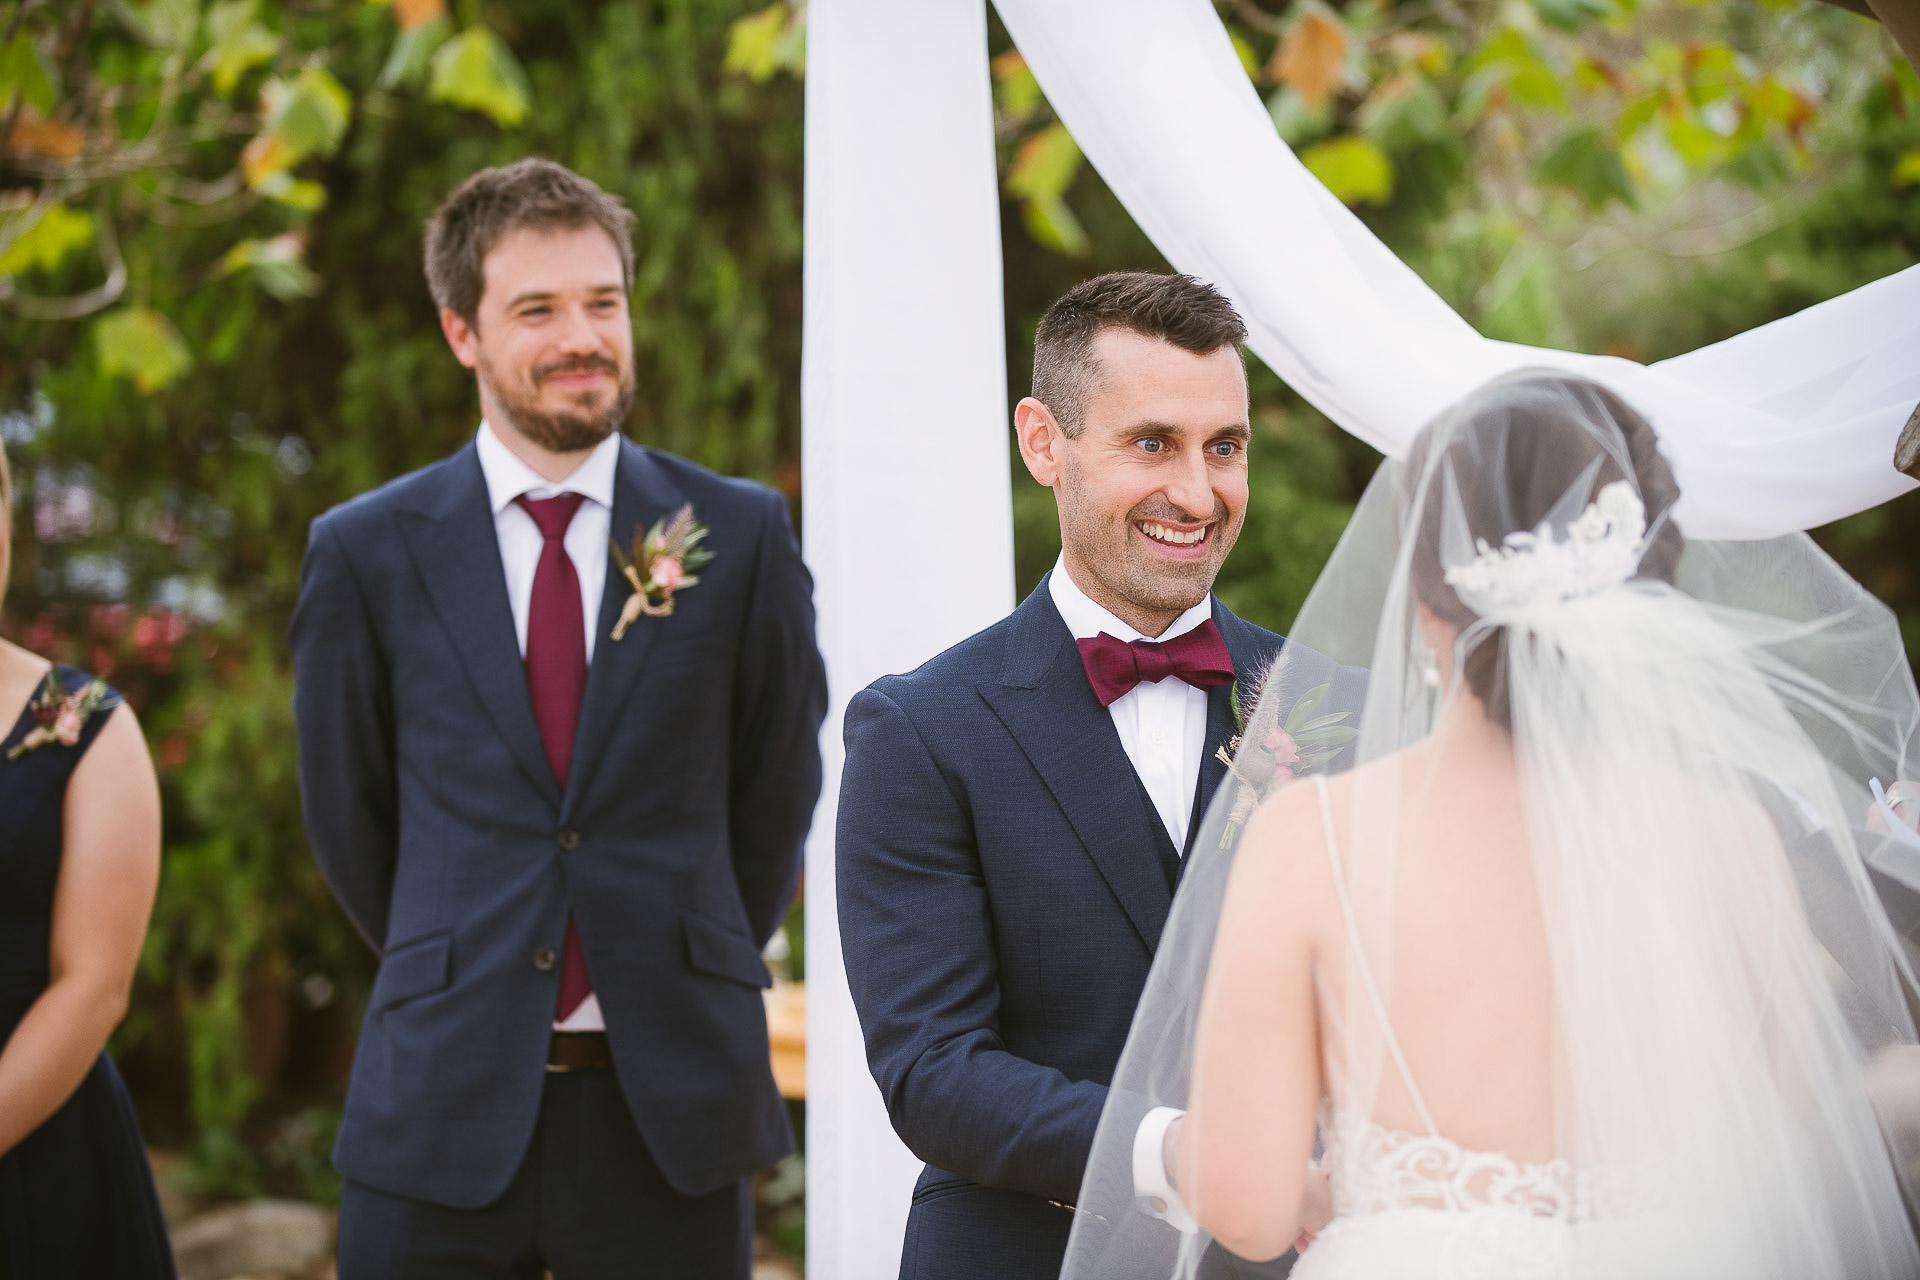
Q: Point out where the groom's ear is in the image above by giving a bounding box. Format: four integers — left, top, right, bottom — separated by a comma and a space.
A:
1014, 397, 1065, 488
440, 307, 481, 371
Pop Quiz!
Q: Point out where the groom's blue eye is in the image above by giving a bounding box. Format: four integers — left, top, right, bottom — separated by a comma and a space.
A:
1139, 438, 1164, 453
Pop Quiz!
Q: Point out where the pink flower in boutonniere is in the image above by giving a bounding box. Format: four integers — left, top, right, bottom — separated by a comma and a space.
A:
1264, 725, 1302, 784
651, 556, 686, 594
8, 671, 113, 761
609, 503, 715, 641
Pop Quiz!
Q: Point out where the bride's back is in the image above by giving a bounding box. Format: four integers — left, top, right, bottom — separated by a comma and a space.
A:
1307, 727, 1559, 1164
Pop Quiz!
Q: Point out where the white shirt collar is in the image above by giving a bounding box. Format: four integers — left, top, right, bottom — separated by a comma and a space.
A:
1048, 554, 1214, 644
475, 419, 620, 515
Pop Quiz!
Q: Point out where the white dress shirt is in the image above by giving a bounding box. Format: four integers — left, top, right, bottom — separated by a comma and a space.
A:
1047, 557, 1213, 1230
474, 420, 620, 1032
1048, 555, 1214, 851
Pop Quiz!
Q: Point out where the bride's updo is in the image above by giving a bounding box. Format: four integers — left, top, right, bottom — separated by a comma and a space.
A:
1402, 371, 1685, 728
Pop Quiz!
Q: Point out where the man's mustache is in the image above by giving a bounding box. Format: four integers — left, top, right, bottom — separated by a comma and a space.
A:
534, 357, 623, 384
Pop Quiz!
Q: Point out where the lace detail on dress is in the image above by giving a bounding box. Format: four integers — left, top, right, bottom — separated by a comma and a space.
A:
1324, 1108, 1578, 1219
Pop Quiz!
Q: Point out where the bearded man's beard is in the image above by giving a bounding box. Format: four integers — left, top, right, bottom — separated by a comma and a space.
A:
478, 350, 636, 453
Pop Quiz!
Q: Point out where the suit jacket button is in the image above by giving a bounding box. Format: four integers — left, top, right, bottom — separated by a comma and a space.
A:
533, 948, 557, 973
557, 829, 580, 852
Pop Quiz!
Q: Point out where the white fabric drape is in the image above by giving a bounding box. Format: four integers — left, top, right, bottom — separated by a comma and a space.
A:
994, 0, 1920, 539
801, 2, 1013, 1277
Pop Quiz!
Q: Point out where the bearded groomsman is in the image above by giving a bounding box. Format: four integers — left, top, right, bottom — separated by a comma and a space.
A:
292, 158, 826, 1278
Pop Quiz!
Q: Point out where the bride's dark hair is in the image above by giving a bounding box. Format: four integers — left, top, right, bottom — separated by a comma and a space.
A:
1402, 372, 1685, 729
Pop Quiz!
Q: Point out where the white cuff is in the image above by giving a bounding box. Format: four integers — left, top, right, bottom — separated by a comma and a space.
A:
1132, 1105, 1198, 1233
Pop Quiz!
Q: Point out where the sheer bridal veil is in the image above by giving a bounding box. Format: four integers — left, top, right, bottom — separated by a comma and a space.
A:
1062, 371, 1920, 1279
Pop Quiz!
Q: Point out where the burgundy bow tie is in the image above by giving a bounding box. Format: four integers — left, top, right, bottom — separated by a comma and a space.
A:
1076, 619, 1235, 707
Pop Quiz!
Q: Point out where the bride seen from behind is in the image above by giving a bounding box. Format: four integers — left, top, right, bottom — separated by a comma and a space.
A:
1061, 371, 1920, 1279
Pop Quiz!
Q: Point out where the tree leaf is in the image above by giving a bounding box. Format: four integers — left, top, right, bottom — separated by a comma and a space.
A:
1020, 194, 1089, 257
378, 13, 452, 90
203, 1, 280, 97
1536, 126, 1635, 208
1301, 134, 1394, 206
725, 5, 792, 83
0, 204, 94, 277
253, 172, 326, 211
0, 203, 93, 276
1268, 86, 1334, 147
268, 65, 352, 157
95, 306, 194, 393
219, 234, 319, 299
1895, 149, 1920, 189
1723, 141, 1789, 188
120, 0, 203, 50
428, 27, 531, 126
1463, 27, 1568, 116
1270, 8, 1348, 111
0, 31, 58, 114
1662, 111, 1731, 168
1532, 0, 1615, 33
1007, 121, 1083, 202
1357, 71, 1449, 148
991, 50, 1042, 121
4, 110, 84, 160
392, 0, 447, 31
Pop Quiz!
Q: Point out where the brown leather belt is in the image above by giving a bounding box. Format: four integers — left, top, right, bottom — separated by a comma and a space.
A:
547, 1030, 613, 1072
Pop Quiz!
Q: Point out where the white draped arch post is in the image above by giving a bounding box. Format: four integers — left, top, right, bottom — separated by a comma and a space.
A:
800, 2, 1013, 1278
803, 1, 1920, 1275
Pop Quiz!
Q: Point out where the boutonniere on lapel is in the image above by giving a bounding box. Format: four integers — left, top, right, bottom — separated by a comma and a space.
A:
1214, 661, 1357, 846
609, 503, 714, 640
8, 670, 112, 761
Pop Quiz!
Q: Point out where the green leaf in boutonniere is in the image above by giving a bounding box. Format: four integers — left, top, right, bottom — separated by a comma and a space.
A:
1216, 672, 1356, 848
609, 503, 716, 641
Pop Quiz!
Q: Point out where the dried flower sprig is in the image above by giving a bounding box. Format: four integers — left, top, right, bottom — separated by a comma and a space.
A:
609, 504, 715, 640
8, 670, 113, 761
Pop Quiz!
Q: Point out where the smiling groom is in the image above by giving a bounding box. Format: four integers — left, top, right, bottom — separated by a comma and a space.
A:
839, 273, 1346, 1279
291, 159, 827, 1278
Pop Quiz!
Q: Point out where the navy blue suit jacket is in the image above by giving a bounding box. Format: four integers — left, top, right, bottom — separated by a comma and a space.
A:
839, 579, 1354, 1279
290, 437, 826, 1208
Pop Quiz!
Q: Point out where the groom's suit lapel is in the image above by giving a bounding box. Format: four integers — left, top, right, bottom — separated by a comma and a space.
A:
563, 439, 681, 819
396, 444, 562, 811
979, 578, 1172, 952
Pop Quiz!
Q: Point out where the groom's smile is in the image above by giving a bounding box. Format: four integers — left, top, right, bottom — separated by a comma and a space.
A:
1135, 517, 1214, 553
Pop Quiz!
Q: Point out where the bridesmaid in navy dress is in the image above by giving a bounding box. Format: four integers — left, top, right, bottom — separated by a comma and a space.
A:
0, 446, 173, 1278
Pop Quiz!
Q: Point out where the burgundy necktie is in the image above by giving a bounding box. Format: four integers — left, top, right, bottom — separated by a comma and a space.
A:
516, 493, 593, 1021
1076, 619, 1236, 707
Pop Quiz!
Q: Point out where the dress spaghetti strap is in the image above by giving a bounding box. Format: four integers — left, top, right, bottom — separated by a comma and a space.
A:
1312, 774, 1440, 1139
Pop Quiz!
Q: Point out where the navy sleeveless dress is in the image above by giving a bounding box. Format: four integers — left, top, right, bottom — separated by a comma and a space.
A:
0, 666, 175, 1278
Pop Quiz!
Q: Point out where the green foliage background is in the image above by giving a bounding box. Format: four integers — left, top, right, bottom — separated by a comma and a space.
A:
0, 0, 1915, 1217
3, 0, 807, 1195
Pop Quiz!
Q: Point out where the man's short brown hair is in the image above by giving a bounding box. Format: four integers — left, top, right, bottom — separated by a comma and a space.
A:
423, 158, 637, 326
1031, 272, 1248, 437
